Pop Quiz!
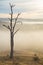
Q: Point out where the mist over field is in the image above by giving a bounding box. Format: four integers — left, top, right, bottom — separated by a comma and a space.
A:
0, 21, 43, 53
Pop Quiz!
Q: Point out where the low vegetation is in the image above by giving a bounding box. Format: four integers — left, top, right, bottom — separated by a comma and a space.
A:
0, 52, 43, 65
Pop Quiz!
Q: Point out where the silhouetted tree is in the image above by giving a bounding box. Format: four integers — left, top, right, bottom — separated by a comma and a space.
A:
3, 3, 22, 59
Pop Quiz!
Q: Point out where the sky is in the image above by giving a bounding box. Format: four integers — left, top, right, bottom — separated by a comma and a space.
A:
0, 0, 43, 52
0, 0, 43, 19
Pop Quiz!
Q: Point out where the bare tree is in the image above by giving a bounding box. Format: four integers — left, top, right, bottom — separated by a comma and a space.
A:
3, 3, 22, 59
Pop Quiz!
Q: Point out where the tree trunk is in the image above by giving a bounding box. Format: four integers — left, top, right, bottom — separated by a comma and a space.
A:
10, 32, 14, 59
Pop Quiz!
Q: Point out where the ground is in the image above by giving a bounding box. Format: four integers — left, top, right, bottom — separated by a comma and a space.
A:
0, 51, 43, 65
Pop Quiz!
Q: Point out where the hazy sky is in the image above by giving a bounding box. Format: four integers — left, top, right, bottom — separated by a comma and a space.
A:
0, 24, 43, 52
0, 0, 43, 18
0, 0, 43, 52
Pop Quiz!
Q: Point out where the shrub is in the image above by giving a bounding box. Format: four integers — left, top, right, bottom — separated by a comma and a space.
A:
33, 54, 40, 61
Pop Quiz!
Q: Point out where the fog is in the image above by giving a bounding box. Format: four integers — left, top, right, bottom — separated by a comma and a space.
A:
0, 23, 43, 52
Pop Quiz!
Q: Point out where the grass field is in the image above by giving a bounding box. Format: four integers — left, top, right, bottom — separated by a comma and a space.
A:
0, 51, 43, 65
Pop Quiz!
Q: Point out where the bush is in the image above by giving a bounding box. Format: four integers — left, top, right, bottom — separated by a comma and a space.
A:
33, 54, 40, 61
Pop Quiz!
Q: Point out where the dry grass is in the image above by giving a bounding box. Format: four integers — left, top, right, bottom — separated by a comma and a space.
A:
0, 51, 43, 65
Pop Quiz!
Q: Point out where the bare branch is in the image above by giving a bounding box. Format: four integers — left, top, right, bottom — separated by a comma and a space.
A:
9, 3, 15, 7
8, 17, 14, 21
14, 13, 21, 22
9, 3, 15, 16
8, 18, 11, 21
15, 13, 21, 21
13, 28, 20, 36
12, 4, 15, 7
13, 21, 16, 31
13, 13, 21, 31
3, 25, 11, 30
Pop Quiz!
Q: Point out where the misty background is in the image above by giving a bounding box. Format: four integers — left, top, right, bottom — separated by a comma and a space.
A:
0, 0, 43, 53
0, 19, 43, 53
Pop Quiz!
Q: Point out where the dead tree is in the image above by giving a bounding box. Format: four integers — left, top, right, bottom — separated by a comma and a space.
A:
3, 3, 22, 59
